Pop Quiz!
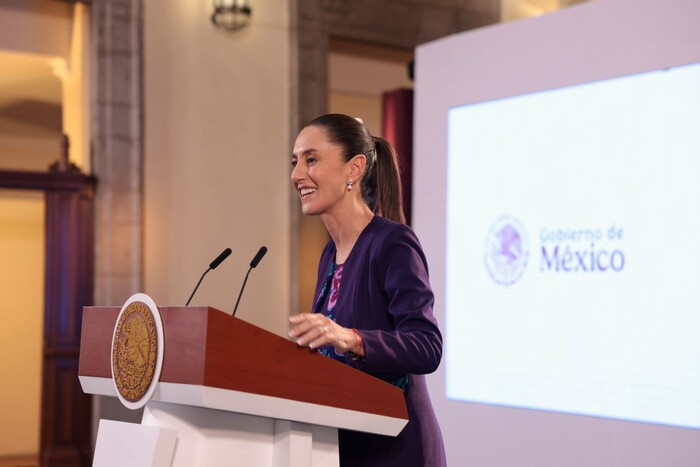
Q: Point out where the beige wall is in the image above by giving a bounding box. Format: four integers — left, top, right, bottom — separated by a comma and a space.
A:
144, 0, 291, 336
0, 49, 62, 171
0, 190, 44, 458
0, 0, 72, 60
0, 133, 62, 171
501, 0, 588, 22
0, 0, 89, 172
57, 2, 90, 173
328, 51, 414, 137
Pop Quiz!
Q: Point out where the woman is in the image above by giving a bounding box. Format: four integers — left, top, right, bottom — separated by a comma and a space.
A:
289, 113, 446, 466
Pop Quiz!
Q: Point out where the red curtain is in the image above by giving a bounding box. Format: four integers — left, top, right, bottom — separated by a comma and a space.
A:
381, 88, 414, 225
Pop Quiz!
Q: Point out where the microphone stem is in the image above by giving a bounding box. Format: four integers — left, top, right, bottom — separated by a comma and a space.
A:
186, 267, 211, 306
232, 267, 253, 317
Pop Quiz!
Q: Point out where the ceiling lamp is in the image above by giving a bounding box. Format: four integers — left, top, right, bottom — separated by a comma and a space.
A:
211, 0, 251, 31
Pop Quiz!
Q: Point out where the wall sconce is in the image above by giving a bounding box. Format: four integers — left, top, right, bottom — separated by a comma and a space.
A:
211, 0, 251, 31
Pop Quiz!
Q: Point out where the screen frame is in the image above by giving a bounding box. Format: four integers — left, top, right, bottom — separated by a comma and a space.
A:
414, 0, 700, 465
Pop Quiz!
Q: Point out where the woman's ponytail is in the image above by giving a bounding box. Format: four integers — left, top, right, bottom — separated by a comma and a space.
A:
372, 136, 405, 224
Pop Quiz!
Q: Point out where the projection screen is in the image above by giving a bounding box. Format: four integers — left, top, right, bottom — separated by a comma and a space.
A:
415, 0, 700, 465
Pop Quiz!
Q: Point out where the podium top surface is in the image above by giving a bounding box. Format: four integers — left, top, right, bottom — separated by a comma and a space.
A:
79, 306, 408, 426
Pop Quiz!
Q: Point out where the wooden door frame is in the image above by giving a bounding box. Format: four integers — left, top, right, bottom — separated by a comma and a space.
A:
0, 168, 96, 466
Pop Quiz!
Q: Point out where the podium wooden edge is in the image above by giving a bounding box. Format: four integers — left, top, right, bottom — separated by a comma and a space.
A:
79, 305, 408, 436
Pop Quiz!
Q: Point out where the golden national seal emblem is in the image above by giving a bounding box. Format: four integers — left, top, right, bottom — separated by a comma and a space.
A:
111, 293, 164, 409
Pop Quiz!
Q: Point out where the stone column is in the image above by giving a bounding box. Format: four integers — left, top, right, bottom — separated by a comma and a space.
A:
90, 0, 146, 429
91, 0, 144, 307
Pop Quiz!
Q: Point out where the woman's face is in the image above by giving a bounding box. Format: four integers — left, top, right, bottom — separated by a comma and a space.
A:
291, 125, 350, 216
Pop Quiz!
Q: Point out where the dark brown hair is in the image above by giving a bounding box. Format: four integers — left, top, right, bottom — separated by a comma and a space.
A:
306, 113, 406, 224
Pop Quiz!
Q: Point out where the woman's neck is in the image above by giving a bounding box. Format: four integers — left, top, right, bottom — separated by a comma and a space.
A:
322, 201, 374, 264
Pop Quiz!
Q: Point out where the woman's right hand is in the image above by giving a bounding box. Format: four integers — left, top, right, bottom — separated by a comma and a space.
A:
288, 313, 363, 356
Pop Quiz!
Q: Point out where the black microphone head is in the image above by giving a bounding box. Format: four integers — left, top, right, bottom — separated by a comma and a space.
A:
249, 246, 268, 268
209, 247, 232, 270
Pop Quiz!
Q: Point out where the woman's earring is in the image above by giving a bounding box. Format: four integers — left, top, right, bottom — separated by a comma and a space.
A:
346, 179, 353, 191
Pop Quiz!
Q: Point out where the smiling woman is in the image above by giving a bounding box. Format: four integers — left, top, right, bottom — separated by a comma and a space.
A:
288, 113, 446, 467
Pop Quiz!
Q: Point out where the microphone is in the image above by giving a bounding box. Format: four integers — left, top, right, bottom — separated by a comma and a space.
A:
185, 248, 232, 306
249, 246, 268, 268
209, 248, 231, 269
232, 246, 268, 317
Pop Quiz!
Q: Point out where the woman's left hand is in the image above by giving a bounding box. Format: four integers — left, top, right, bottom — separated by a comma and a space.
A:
288, 313, 360, 355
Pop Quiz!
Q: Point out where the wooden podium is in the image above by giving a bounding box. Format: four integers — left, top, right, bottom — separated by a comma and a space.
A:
78, 306, 408, 466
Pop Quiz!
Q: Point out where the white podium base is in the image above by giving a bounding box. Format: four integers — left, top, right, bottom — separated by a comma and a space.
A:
93, 419, 177, 467
141, 401, 339, 467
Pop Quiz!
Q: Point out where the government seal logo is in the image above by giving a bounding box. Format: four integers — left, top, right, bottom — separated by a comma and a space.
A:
111, 293, 164, 409
484, 216, 529, 286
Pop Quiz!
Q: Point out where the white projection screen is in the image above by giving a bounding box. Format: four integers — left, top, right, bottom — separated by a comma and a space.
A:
414, 0, 700, 465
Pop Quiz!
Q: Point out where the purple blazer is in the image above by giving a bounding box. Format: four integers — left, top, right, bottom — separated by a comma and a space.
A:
313, 216, 446, 467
